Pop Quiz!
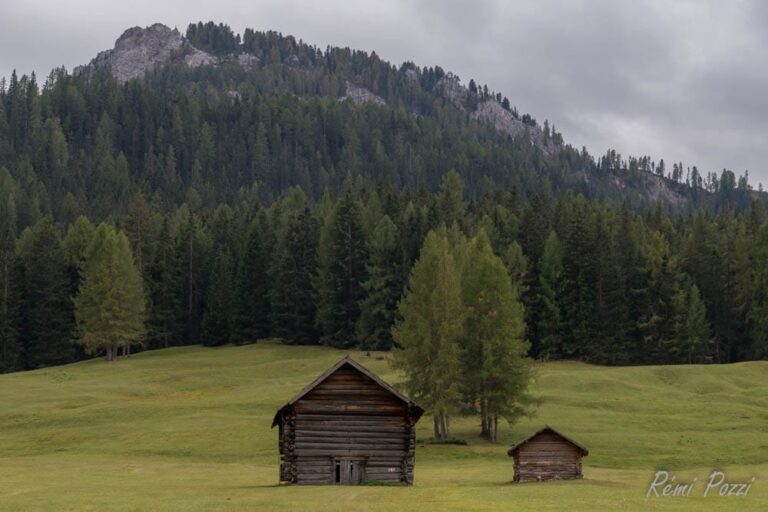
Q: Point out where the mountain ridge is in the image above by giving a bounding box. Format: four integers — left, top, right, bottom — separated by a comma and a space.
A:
68, 22, 751, 209
75, 23, 562, 156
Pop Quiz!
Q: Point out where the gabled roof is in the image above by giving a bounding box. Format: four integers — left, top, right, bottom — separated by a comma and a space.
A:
271, 355, 424, 427
507, 425, 589, 456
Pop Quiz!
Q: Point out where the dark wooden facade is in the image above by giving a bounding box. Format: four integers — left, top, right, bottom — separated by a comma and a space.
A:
272, 356, 424, 485
507, 425, 588, 482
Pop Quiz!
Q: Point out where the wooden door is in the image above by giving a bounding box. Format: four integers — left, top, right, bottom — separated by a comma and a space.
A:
335, 459, 365, 484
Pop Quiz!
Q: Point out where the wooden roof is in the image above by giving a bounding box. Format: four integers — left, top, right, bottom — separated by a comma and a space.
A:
507, 425, 589, 456
271, 356, 424, 427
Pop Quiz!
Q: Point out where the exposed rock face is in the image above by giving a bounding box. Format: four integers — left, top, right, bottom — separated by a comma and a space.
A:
237, 53, 260, 71
435, 73, 560, 154
342, 81, 386, 106
470, 100, 527, 140
184, 47, 217, 68
435, 73, 468, 108
77, 23, 215, 83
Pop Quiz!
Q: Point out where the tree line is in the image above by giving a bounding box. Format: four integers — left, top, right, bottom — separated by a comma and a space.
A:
2, 168, 768, 374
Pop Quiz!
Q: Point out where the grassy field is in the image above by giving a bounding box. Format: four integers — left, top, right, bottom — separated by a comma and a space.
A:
0, 342, 767, 511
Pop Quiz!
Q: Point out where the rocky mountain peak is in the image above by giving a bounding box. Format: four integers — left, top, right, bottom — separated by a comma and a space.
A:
76, 23, 214, 83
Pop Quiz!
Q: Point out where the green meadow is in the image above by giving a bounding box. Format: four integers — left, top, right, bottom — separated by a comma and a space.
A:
0, 342, 766, 511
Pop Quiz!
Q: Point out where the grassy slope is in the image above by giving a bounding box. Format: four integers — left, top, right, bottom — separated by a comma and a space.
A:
0, 342, 766, 511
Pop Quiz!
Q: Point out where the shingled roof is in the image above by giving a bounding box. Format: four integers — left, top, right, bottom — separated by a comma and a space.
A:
271, 355, 424, 427
507, 425, 589, 456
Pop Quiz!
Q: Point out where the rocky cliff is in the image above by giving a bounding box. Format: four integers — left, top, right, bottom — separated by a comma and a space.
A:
435, 73, 560, 154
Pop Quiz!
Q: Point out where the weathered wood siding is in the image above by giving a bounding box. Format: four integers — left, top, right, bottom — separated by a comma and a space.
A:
279, 366, 417, 485
512, 432, 583, 482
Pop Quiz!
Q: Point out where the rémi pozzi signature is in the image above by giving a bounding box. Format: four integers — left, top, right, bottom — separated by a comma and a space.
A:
646, 470, 755, 498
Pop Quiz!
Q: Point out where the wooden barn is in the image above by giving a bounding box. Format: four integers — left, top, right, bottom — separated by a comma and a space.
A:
271, 356, 424, 485
507, 425, 588, 482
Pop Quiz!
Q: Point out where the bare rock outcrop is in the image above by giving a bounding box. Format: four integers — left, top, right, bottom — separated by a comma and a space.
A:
342, 81, 386, 106
470, 100, 527, 139
76, 23, 215, 83
237, 53, 260, 71
185, 47, 217, 68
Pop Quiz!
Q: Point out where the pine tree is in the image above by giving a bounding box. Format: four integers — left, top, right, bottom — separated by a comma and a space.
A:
458, 230, 533, 441
357, 215, 403, 350
18, 218, 75, 368
392, 228, 463, 440
73, 224, 146, 361
315, 191, 368, 347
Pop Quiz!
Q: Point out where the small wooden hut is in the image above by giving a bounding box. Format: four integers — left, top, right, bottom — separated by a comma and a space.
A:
507, 425, 588, 482
272, 356, 424, 485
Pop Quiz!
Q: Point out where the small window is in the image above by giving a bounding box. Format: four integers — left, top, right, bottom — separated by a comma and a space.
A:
334, 461, 341, 484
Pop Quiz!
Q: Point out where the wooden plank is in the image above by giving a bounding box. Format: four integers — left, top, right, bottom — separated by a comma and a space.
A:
295, 413, 407, 422
295, 442, 407, 451
294, 449, 409, 457
295, 426, 407, 434
294, 404, 406, 414
295, 431, 408, 440
296, 417, 407, 425
296, 437, 406, 447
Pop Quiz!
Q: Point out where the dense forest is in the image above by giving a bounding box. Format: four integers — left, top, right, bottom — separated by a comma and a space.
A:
0, 22, 766, 373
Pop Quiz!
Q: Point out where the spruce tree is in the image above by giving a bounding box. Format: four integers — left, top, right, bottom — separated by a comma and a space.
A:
272, 207, 319, 345
749, 224, 768, 359
74, 224, 146, 361
674, 283, 712, 363
0, 186, 20, 372
537, 231, 564, 359
202, 249, 236, 346
559, 195, 594, 358
357, 215, 403, 350
147, 218, 180, 348
18, 218, 74, 368
62, 216, 95, 295
234, 217, 271, 342
637, 231, 681, 363
434, 170, 466, 228
315, 191, 368, 348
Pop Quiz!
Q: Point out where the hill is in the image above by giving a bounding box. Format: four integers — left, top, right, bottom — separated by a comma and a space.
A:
0, 343, 766, 511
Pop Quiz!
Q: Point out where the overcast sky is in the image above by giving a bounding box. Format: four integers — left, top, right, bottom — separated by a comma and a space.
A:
2, 0, 766, 184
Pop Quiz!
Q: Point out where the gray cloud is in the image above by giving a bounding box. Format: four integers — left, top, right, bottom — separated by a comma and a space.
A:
0, 0, 765, 183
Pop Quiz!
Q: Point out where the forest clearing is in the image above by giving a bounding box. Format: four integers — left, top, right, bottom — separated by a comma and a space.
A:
0, 342, 765, 511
